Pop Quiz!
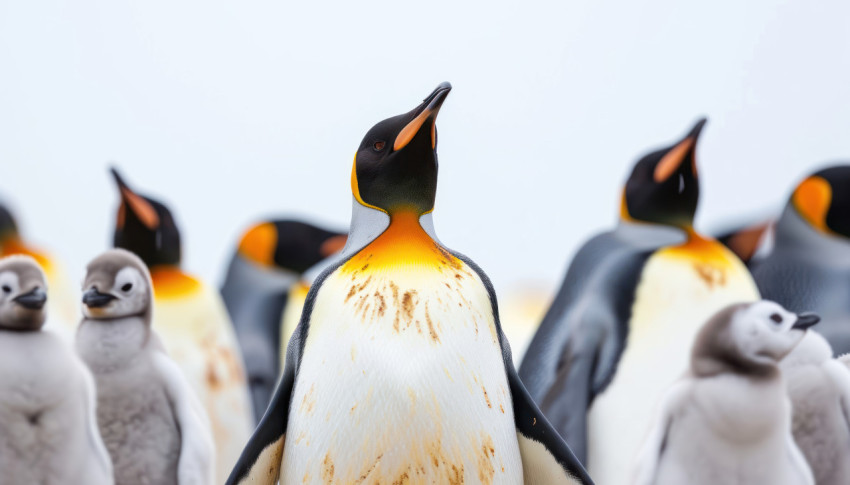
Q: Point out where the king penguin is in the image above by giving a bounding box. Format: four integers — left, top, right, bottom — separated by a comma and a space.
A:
0, 200, 78, 334
0, 255, 114, 485
109, 167, 253, 482
518, 119, 760, 485
750, 165, 850, 355
221, 219, 346, 422
226, 83, 592, 485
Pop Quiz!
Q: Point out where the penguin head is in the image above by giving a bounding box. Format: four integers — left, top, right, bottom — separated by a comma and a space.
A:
237, 220, 347, 273
351, 82, 451, 215
0, 203, 18, 242
0, 255, 47, 331
693, 301, 819, 377
621, 118, 707, 228
81, 249, 153, 321
111, 167, 182, 268
790, 164, 850, 239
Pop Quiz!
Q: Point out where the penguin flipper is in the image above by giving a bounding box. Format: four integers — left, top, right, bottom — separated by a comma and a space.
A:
224, 339, 298, 485
508, 365, 595, 484
152, 352, 215, 485
632, 380, 691, 485
448, 251, 593, 484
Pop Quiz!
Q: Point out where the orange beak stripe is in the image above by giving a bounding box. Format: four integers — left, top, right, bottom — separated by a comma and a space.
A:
654, 137, 695, 183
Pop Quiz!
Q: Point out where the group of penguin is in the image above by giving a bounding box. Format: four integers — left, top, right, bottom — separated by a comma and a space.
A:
0, 81, 848, 485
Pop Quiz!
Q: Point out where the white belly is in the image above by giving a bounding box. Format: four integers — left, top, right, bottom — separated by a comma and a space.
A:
281, 262, 523, 484
587, 249, 759, 485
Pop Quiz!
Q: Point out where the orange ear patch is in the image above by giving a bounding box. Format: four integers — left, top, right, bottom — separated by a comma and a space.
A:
320, 235, 348, 257
238, 222, 278, 267
121, 188, 159, 230
619, 189, 633, 221
654, 137, 695, 183
793, 176, 832, 232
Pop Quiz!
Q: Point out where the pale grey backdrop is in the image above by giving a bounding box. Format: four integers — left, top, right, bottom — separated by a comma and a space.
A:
1, 0, 848, 298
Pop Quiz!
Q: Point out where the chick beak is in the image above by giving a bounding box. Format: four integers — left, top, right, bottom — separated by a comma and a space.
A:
14, 287, 47, 310
82, 288, 117, 308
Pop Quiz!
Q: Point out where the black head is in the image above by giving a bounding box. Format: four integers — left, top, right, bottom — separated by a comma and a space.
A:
111, 167, 182, 267
352, 82, 452, 215
0, 203, 18, 241
237, 220, 347, 273
790, 164, 850, 239
621, 118, 707, 228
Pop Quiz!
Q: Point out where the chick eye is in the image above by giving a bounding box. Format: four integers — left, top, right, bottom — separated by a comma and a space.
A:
121, 283, 133, 292
770, 313, 783, 324
1, 285, 10, 294
373, 141, 386, 151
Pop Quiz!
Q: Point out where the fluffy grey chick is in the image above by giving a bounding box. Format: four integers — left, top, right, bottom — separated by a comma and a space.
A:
0, 255, 113, 485
633, 300, 817, 485
781, 330, 850, 485
76, 249, 214, 485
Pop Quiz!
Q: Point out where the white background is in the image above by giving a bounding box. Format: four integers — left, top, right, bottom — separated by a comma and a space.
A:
1, 0, 848, 298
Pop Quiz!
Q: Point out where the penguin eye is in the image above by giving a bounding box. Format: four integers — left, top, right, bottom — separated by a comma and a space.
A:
1, 285, 10, 294
121, 283, 133, 292
770, 313, 783, 324
372, 141, 386, 152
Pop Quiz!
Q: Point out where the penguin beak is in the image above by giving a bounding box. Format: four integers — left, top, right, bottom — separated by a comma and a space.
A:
110, 167, 160, 230
792, 312, 820, 330
653, 117, 707, 183
393, 82, 452, 151
14, 287, 47, 310
82, 288, 117, 308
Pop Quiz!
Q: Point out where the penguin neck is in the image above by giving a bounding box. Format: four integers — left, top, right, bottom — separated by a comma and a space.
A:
341, 200, 457, 274
148, 264, 202, 299
77, 316, 151, 373
775, 206, 850, 266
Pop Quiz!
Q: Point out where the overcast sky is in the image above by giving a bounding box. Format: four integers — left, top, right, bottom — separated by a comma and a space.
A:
1, 0, 848, 299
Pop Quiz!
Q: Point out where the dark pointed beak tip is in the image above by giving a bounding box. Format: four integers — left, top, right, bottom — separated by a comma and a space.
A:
423, 82, 452, 111
82, 288, 117, 308
110, 166, 129, 190
688, 117, 708, 140
792, 312, 820, 330
14, 289, 47, 311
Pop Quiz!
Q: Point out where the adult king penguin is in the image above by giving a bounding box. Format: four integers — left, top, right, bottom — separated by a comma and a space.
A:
750, 165, 850, 355
226, 83, 591, 485
221, 219, 346, 422
109, 168, 253, 482
519, 119, 759, 485
0, 201, 77, 333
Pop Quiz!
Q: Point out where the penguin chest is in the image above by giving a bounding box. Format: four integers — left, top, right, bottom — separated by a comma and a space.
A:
587, 239, 759, 482
281, 260, 522, 484
152, 275, 253, 481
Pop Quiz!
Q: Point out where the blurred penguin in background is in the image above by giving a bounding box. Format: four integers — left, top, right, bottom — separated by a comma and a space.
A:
76, 249, 214, 485
0, 199, 77, 335
519, 119, 760, 484
633, 301, 816, 485
221, 219, 346, 422
748, 165, 850, 355
109, 167, 252, 482
780, 330, 850, 485
0, 255, 114, 485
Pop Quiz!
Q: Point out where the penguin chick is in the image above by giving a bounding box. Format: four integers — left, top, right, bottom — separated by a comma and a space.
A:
0, 255, 114, 485
75, 249, 214, 485
633, 301, 817, 485
780, 330, 850, 485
